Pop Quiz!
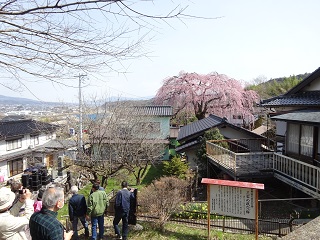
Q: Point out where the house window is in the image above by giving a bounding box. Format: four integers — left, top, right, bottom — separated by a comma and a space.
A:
8, 158, 23, 177
287, 123, 299, 154
46, 133, 52, 140
6, 139, 22, 151
287, 123, 314, 157
31, 135, 39, 146
300, 125, 313, 157
140, 122, 161, 133
232, 115, 243, 119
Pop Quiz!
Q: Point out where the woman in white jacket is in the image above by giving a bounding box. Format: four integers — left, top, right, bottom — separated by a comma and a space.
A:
0, 186, 34, 240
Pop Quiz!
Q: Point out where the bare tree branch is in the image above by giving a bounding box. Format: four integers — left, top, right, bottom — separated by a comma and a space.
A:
0, 0, 196, 92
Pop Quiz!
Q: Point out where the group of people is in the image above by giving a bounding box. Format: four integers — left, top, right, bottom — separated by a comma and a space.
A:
0, 180, 135, 240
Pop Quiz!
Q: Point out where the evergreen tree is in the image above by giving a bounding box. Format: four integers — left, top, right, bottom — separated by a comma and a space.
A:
163, 156, 188, 179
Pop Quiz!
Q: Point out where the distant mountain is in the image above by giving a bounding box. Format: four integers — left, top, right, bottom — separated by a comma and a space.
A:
0, 95, 58, 105
247, 72, 309, 100
266, 72, 310, 84
0, 94, 154, 106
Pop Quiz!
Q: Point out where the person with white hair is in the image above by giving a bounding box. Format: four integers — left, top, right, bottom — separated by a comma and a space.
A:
0, 186, 33, 240
29, 186, 73, 240
68, 185, 89, 239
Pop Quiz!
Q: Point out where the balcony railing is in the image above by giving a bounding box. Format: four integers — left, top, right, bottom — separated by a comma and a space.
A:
273, 153, 320, 197
206, 140, 320, 198
206, 140, 273, 177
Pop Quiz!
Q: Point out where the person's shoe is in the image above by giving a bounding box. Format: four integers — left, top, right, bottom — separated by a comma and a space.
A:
116, 234, 122, 239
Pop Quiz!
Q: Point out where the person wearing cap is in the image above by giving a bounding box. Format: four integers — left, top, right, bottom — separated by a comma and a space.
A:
68, 186, 89, 239
29, 186, 73, 240
0, 186, 34, 240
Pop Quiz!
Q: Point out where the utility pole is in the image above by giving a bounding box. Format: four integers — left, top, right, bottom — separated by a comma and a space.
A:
76, 74, 87, 157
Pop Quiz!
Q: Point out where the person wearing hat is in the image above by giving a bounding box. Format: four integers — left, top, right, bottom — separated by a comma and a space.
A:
0, 186, 34, 240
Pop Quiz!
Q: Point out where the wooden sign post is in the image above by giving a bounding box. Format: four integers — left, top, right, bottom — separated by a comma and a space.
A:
201, 178, 264, 240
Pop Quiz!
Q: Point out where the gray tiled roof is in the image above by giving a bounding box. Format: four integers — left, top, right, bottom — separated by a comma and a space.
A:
260, 91, 320, 107
40, 139, 77, 149
176, 114, 266, 153
0, 119, 59, 140
271, 110, 320, 124
261, 66, 320, 108
177, 115, 225, 141
176, 140, 198, 152
0, 148, 33, 162
134, 105, 173, 116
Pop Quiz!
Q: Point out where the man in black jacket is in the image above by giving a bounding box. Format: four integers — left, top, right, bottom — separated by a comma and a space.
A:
113, 181, 135, 240
69, 186, 89, 239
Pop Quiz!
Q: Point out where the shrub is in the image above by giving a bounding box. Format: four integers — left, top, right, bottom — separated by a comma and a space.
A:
138, 176, 189, 231
162, 156, 188, 179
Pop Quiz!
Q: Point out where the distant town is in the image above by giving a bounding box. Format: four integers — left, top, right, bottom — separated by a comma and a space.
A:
0, 95, 78, 120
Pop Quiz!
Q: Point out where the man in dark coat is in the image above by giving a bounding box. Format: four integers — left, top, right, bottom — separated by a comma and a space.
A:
69, 186, 89, 239
113, 181, 135, 240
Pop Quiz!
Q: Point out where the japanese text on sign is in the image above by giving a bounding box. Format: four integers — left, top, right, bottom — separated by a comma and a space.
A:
210, 185, 256, 219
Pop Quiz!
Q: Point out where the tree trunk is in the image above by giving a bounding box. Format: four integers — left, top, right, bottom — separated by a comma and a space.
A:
101, 176, 108, 188
195, 111, 206, 120
136, 176, 141, 186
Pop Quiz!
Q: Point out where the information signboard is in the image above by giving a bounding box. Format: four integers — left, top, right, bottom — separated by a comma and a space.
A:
201, 178, 264, 240
210, 184, 256, 219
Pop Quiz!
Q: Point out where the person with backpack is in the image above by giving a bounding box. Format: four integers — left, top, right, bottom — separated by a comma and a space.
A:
113, 181, 135, 240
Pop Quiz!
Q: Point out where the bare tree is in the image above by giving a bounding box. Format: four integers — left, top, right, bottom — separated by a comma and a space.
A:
74, 99, 167, 186
0, 0, 189, 91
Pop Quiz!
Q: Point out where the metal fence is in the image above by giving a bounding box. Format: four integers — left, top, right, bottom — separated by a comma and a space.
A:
138, 211, 302, 237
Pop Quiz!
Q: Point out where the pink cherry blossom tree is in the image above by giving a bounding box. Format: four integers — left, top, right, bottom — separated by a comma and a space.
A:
154, 71, 259, 122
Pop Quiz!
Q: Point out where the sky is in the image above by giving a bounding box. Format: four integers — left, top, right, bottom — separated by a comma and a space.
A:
1, 0, 320, 104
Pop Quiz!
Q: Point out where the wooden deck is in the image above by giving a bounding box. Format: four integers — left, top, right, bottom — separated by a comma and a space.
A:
206, 141, 320, 199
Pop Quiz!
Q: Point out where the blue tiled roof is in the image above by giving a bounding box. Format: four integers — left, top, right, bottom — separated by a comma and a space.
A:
0, 119, 58, 139
261, 91, 320, 107
177, 115, 225, 141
